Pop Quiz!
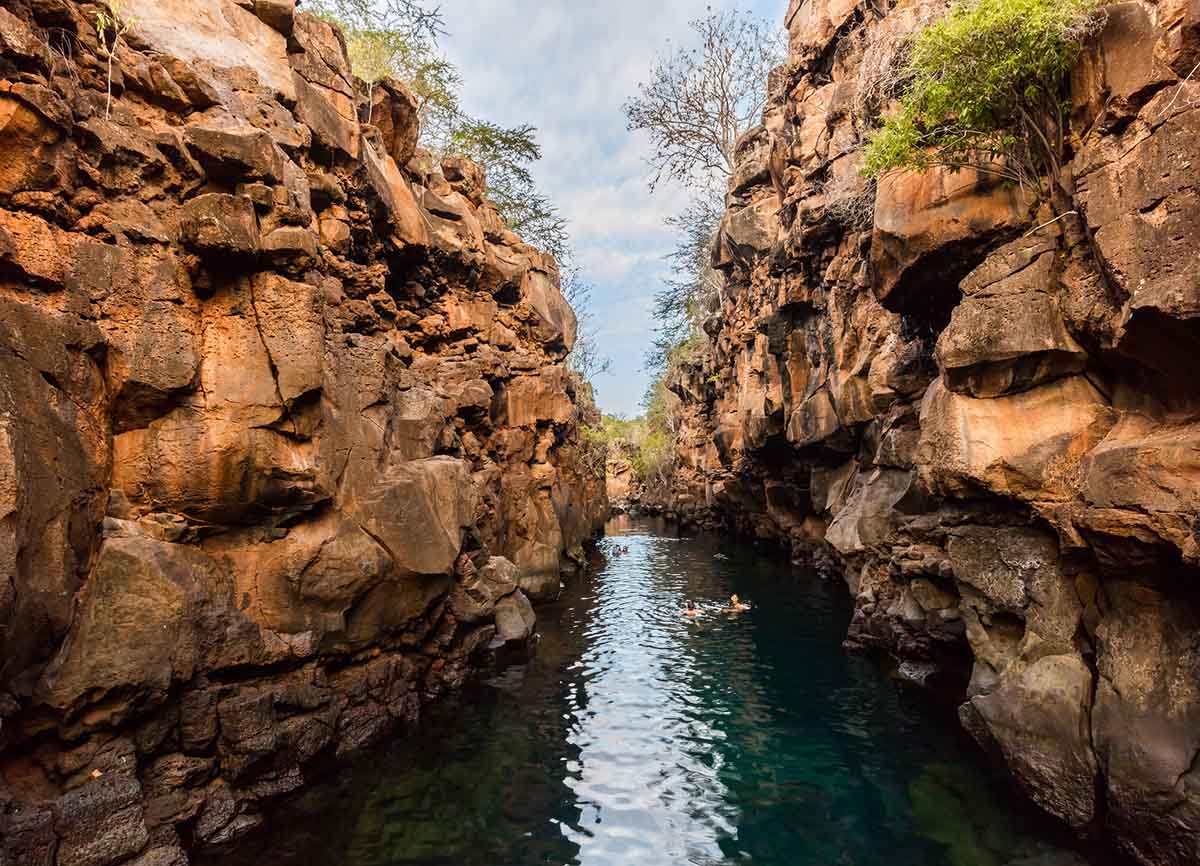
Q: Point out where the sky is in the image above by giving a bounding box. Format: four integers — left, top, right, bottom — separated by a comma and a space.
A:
436, 0, 789, 418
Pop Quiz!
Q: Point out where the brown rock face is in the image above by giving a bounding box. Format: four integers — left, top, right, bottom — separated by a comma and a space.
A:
662, 1, 1200, 863
0, 2, 605, 863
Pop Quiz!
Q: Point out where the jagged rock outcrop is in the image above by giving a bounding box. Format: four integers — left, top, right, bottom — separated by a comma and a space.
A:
603, 440, 673, 515
0, 1, 605, 863
665, 1, 1200, 863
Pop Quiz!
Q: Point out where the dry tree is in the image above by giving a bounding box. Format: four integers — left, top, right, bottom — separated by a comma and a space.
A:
93, 0, 134, 119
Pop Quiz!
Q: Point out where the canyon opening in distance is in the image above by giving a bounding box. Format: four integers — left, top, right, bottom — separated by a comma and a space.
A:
0, 1, 1197, 865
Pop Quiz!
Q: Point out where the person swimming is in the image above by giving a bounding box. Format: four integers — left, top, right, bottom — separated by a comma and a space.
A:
728, 594, 751, 612
682, 600, 700, 617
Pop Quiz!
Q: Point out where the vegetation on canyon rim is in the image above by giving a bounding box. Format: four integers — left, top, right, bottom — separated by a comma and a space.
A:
864, 0, 1109, 204
583, 409, 678, 497
300, 7, 783, 489
307, 0, 564, 251
607, 0, 1113, 497
307, 0, 608, 382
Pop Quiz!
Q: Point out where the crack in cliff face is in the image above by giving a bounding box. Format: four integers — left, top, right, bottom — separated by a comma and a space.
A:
352, 518, 403, 579
246, 280, 299, 439
1074, 615, 1111, 833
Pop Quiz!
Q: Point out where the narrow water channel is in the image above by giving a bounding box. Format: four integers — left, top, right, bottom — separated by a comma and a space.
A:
219, 517, 1104, 866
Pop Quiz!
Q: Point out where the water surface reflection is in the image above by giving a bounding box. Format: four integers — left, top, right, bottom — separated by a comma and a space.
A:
211, 518, 1104, 866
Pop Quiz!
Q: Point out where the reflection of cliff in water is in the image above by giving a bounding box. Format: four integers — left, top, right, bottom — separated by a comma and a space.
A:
198, 577, 601, 866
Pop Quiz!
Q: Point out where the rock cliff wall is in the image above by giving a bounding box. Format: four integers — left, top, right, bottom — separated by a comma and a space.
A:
667, 1, 1200, 863
0, 0, 605, 862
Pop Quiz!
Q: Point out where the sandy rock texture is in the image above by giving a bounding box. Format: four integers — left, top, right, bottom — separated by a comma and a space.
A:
0, 0, 606, 862
662, 1, 1200, 863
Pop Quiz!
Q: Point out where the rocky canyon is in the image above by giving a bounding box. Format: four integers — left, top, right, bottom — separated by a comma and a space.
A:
3, 0, 1200, 863
0, 0, 606, 862
654, 1, 1200, 864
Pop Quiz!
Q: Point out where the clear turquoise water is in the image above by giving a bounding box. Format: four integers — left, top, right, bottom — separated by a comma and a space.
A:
226, 518, 1109, 866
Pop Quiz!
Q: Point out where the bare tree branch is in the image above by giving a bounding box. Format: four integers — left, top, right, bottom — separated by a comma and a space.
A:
623, 9, 785, 192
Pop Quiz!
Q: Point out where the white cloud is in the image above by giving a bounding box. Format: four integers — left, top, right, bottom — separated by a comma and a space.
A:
573, 246, 663, 283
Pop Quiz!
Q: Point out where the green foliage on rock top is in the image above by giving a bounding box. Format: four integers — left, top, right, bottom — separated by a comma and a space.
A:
863, 0, 1107, 197
448, 120, 568, 260
308, 0, 568, 257
307, 0, 454, 119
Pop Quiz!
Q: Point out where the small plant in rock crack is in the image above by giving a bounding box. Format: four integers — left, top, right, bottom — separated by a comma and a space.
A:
93, 0, 135, 120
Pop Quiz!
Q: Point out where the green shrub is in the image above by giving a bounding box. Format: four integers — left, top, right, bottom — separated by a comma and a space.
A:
863, 0, 1107, 204
577, 425, 610, 479
595, 405, 678, 494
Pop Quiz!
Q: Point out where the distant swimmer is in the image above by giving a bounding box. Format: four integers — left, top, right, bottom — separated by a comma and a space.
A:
728, 594, 751, 613
682, 600, 700, 617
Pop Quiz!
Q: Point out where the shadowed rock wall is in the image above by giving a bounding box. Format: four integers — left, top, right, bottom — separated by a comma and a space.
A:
665, 1, 1200, 863
0, 0, 606, 862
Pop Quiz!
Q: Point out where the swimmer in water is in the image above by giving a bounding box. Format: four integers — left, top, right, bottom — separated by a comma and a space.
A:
682, 600, 700, 617
728, 594, 751, 612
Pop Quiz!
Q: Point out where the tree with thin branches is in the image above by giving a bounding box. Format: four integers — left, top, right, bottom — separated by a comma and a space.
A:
624, 9, 786, 191
625, 9, 784, 375
562, 266, 612, 383
646, 192, 724, 372
448, 120, 568, 258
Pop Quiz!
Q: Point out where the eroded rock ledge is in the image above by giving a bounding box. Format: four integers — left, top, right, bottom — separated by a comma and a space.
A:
0, 0, 606, 863
664, 1, 1200, 863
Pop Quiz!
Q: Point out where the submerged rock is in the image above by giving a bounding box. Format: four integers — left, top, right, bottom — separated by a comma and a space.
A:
494, 591, 538, 644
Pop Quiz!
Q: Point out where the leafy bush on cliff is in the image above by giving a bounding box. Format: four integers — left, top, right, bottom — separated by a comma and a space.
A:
863, 0, 1107, 205
578, 424, 611, 480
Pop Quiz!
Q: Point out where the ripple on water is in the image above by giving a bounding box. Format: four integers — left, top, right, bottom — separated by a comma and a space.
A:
203, 518, 1116, 866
